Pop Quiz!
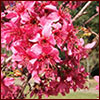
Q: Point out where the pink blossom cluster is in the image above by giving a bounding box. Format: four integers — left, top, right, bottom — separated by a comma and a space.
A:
63, 1, 86, 10
94, 76, 99, 90
30, 66, 88, 98
2, 1, 16, 7
1, 1, 89, 99
94, 76, 99, 99
1, 72, 21, 99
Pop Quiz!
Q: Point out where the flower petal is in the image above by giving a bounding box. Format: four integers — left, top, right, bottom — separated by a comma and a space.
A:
29, 33, 40, 42
94, 76, 99, 83
44, 4, 57, 11
31, 44, 42, 56
29, 59, 37, 65
85, 41, 96, 49
42, 23, 52, 37
4, 78, 14, 86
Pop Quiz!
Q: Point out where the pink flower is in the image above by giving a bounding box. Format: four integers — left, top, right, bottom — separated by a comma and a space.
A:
1, 54, 7, 64
6, 11, 17, 19
31, 44, 42, 56
52, 22, 62, 30
85, 41, 96, 49
44, 4, 57, 11
94, 76, 99, 90
79, 38, 84, 46
96, 6, 99, 13
1, 72, 22, 99
3, 77, 14, 86
1, 73, 14, 97
66, 76, 72, 82
40, 12, 60, 26
42, 22, 52, 38
32, 70, 41, 84
1, 12, 5, 19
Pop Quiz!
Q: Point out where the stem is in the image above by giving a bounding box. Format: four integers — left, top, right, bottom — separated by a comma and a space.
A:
87, 28, 99, 54
23, 83, 32, 99
2, 56, 12, 71
84, 13, 99, 25
5, 56, 12, 63
87, 27, 99, 38
18, 80, 28, 99
18, 73, 31, 99
72, 1, 92, 22
76, 11, 87, 18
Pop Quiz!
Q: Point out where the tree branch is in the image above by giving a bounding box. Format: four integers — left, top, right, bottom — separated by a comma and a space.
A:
84, 13, 99, 25
72, 1, 92, 22
76, 11, 88, 18
2, 56, 12, 71
87, 27, 99, 38
5, 56, 12, 63
87, 27, 99, 54
18, 73, 31, 99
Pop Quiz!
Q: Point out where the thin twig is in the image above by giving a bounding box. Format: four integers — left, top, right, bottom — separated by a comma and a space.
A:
84, 13, 99, 25
18, 80, 28, 99
72, 1, 92, 22
77, 11, 88, 18
18, 73, 31, 99
87, 28, 99, 53
5, 56, 12, 63
2, 56, 12, 71
87, 27, 99, 38
23, 83, 32, 99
